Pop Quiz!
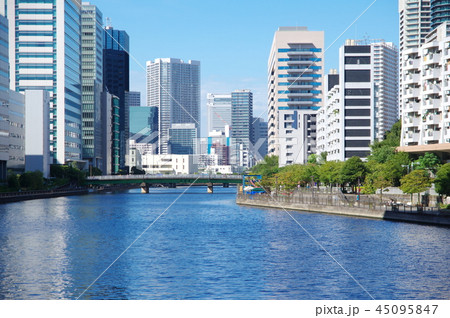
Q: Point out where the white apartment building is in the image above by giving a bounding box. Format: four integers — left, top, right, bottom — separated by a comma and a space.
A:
316, 73, 341, 161
399, 22, 450, 152
399, 0, 431, 114
141, 154, 197, 175
268, 27, 324, 166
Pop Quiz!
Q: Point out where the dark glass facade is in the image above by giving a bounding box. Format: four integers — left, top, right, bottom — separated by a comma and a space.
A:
103, 27, 130, 168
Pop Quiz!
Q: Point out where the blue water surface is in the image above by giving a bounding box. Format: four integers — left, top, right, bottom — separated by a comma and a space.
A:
0, 187, 449, 300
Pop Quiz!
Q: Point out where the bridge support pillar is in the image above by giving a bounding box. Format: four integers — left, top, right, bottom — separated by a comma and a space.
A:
207, 183, 214, 194
140, 183, 149, 194
223, 183, 229, 188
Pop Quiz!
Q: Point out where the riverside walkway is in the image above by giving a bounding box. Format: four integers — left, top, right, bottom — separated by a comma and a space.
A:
236, 190, 450, 226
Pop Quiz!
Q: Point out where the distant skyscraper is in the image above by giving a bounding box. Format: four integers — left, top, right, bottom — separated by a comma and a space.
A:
2, 0, 83, 164
268, 27, 324, 166
129, 106, 158, 144
231, 89, 253, 168
103, 25, 130, 168
252, 117, 268, 160
146, 58, 200, 154
169, 123, 198, 155
81, 2, 103, 169
126, 91, 141, 107
207, 93, 232, 134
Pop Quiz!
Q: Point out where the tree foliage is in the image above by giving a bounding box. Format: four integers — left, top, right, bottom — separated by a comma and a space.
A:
400, 169, 432, 204
434, 163, 450, 196
251, 155, 279, 178
318, 161, 343, 187
340, 156, 367, 187
19, 171, 44, 190
414, 152, 441, 174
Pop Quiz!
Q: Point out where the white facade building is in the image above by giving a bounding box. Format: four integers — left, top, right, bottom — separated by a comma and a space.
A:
317, 40, 399, 161
1, 0, 83, 164
207, 93, 231, 134
141, 154, 197, 175
268, 27, 324, 166
24, 90, 51, 177
400, 22, 450, 150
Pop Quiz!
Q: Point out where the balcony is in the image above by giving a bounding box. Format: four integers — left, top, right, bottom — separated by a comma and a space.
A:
403, 73, 420, 84
423, 53, 441, 64
423, 114, 441, 125
422, 85, 441, 95
404, 101, 420, 112
404, 58, 420, 70
422, 98, 441, 110
404, 132, 420, 143
423, 130, 441, 142
423, 68, 442, 80
287, 68, 313, 74
403, 116, 420, 128
404, 87, 420, 98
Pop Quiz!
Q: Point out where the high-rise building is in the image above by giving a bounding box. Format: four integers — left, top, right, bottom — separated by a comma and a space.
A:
169, 123, 198, 155
126, 91, 141, 107
252, 117, 268, 160
431, 0, 450, 30
81, 2, 103, 169
316, 40, 399, 161
399, 0, 431, 114
399, 22, 450, 157
268, 27, 324, 166
2, 0, 83, 164
103, 25, 129, 168
207, 93, 232, 134
0, 14, 25, 179
146, 58, 200, 155
231, 89, 253, 168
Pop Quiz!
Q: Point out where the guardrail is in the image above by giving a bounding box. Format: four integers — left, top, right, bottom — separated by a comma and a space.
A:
87, 174, 243, 181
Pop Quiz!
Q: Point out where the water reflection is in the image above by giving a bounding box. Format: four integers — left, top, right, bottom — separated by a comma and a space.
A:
0, 188, 449, 300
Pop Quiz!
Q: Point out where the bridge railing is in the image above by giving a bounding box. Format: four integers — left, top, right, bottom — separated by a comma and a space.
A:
87, 174, 243, 181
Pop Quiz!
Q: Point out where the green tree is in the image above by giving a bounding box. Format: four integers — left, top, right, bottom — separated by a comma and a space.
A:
19, 171, 44, 190
276, 164, 310, 190
318, 160, 343, 189
307, 154, 318, 164
434, 163, 450, 196
414, 152, 441, 174
364, 163, 393, 202
339, 156, 367, 191
251, 155, 279, 177
400, 169, 432, 204
7, 172, 20, 190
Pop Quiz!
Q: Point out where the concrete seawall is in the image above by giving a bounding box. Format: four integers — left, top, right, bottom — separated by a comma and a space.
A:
236, 196, 450, 227
0, 189, 89, 204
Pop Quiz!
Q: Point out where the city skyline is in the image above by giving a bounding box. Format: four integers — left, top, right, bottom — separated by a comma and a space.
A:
88, 0, 398, 136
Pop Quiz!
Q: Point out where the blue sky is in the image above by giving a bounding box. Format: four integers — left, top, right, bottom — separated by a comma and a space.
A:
91, 0, 398, 136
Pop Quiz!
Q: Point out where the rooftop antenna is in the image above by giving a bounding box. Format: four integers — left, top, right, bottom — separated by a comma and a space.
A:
106, 17, 112, 28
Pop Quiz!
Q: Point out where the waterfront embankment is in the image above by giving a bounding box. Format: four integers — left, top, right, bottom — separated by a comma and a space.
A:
0, 188, 89, 204
236, 192, 450, 226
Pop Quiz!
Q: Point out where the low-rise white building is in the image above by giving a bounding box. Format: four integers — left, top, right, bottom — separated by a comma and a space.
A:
205, 165, 233, 174
141, 154, 197, 174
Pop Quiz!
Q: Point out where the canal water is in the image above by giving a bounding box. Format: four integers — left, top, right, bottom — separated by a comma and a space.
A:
0, 187, 449, 300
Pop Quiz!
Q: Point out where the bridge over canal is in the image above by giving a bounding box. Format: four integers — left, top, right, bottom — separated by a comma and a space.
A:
86, 174, 244, 193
